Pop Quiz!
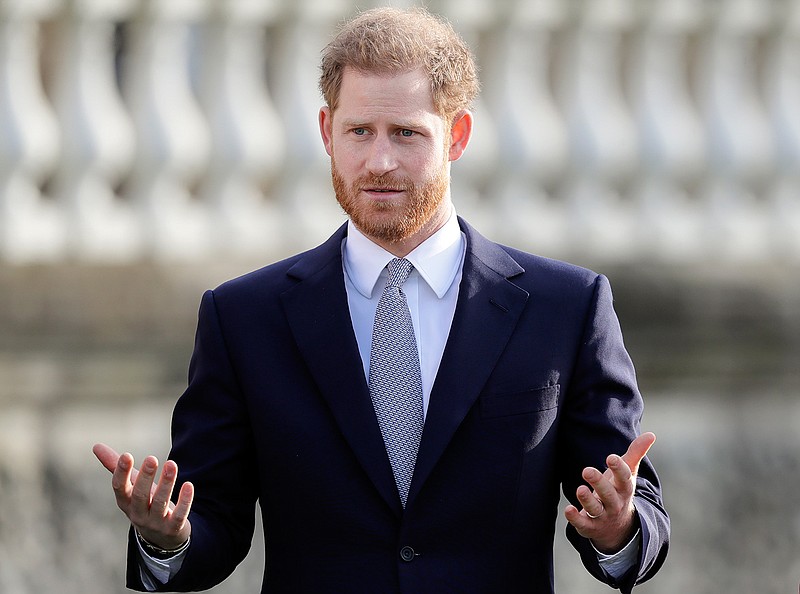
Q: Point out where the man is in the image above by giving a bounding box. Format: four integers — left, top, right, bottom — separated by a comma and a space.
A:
94, 7, 669, 593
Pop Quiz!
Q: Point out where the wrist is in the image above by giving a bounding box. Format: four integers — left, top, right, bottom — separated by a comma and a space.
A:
135, 529, 190, 560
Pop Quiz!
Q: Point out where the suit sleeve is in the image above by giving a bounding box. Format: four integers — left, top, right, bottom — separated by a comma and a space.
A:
126, 289, 260, 592
560, 275, 669, 593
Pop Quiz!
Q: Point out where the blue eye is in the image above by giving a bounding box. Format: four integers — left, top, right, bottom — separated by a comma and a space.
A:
400, 129, 414, 137
353, 128, 367, 136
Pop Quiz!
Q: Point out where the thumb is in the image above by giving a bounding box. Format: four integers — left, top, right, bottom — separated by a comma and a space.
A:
92, 443, 121, 474
620, 432, 656, 477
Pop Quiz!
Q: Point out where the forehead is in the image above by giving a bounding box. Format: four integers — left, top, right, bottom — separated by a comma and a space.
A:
335, 67, 441, 124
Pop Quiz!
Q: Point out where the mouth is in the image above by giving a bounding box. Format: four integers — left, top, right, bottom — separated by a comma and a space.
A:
363, 187, 405, 197
357, 175, 411, 200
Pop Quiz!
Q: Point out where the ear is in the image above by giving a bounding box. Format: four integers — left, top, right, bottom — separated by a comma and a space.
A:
448, 110, 473, 162
319, 106, 333, 157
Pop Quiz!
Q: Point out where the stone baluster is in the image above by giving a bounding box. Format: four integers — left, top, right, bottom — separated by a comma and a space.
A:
630, 0, 707, 261
0, 407, 53, 591
698, 0, 775, 262
478, 0, 569, 253
560, 0, 639, 261
122, 0, 213, 261
195, 0, 286, 258
49, 0, 140, 262
430, 0, 499, 238
270, 0, 350, 251
765, 0, 800, 260
0, 0, 65, 263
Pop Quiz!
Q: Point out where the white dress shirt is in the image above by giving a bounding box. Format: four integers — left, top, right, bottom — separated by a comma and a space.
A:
342, 212, 465, 418
138, 209, 638, 586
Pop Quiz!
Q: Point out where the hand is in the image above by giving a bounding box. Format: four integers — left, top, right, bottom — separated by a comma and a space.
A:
564, 432, 656, 554
93, 443, 193, 551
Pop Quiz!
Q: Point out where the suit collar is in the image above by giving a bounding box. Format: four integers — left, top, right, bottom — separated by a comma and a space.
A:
285, 222, 348, 281
456, 216, 525, 279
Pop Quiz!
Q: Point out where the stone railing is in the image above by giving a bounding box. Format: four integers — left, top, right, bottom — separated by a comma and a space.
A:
2, 0, 799, 265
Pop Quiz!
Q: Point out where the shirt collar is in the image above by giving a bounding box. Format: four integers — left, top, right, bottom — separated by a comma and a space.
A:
343, 211, 464, 299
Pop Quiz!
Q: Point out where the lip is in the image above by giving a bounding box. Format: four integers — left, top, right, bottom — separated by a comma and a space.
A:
362, 188, 405, 198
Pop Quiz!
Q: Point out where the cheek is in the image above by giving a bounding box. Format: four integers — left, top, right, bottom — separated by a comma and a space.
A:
411, 148, 447, 177
331, 147, 360, 175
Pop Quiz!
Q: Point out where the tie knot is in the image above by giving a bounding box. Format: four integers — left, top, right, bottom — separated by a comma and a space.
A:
386, 258, 414, 288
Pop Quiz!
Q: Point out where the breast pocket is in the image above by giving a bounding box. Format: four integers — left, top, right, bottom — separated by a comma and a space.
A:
479, 384, 560, 419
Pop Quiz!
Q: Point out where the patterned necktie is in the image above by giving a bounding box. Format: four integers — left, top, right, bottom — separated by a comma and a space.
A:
368, 258, 425, 508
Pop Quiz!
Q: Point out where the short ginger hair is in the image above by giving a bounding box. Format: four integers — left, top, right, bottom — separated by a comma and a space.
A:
319, 7, 480, 120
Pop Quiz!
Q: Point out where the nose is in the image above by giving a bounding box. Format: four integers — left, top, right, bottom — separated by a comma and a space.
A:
365, 135, 398, 176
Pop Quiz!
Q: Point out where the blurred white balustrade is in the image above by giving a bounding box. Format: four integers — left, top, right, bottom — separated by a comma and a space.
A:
1, 0, 799, 264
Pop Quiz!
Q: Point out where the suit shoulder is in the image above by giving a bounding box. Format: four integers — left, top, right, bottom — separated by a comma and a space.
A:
460, 216, 600, 290
501, 245, 601, 291
211, 253, 303, 301
212, 225, 346, 301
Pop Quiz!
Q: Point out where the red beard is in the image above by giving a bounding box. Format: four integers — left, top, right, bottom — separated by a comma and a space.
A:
331, 157, 450, 244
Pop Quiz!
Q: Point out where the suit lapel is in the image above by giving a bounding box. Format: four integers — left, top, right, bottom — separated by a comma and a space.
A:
408, 220, 529, 505
280, 225, 402, 515
279, 220, 529, 513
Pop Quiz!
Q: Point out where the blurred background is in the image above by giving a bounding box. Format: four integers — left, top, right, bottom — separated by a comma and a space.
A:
1, 0, 799, 592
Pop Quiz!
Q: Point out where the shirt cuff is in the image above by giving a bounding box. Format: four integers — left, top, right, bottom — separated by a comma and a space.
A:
594, 529, 641, 580
135, 532, 189, 590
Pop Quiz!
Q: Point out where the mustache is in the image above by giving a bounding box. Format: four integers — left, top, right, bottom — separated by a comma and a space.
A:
356, 175, 415, 191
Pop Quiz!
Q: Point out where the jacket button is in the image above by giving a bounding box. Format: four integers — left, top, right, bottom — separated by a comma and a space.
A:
399, 546, 416, 562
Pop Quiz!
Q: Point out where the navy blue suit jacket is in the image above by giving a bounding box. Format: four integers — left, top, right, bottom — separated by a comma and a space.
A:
127, 218, 668, 593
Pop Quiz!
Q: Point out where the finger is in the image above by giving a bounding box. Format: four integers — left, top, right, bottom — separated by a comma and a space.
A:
564, 503, 583, 526
111, 452, 134, 495
150, 460, 178, 517
564, 503, 593, 534
582, 466, 616, 500
620, 432, 656, 476
565, 499, 610, 537
108, 452, 135, 514
170, 481, 195, 530
130, 456, 159, 517
606, 453, 634, 495
576, 482, 605, 519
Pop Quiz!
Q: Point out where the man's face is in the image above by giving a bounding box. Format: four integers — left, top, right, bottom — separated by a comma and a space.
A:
319, 68, 455, 249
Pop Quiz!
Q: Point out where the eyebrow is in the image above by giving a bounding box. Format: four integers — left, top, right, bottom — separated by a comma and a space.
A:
338, 118, 431, 131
